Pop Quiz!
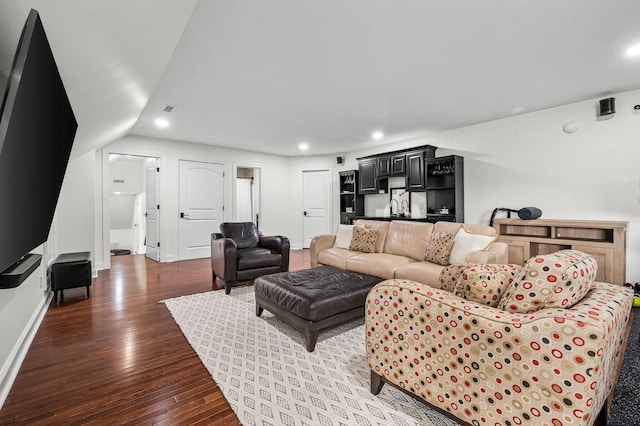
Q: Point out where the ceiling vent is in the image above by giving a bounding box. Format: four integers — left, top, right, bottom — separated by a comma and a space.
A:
162, 104, 176, 113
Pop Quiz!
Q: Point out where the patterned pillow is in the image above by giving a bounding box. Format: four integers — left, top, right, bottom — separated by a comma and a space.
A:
437, 264, 469, 293
454, 264, 523, 307
349, 226, 378, 253
498, 249, 597, 313
424, 232, 454, 266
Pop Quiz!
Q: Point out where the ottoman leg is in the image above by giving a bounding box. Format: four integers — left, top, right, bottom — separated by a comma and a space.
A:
86, 286, 90, 299
53, 290, 58, 304
256, 303, 264, 317
304, 330, 320, 352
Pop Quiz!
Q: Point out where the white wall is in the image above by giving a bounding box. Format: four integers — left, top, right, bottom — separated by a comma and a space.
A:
341, 89, 640, 281
102, 135, 295, 261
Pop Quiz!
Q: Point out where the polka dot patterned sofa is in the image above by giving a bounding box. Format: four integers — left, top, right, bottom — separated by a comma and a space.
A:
366, 250, 633, 426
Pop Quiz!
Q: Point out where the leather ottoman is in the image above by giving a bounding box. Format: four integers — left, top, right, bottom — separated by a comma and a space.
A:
254, 266, 381, 351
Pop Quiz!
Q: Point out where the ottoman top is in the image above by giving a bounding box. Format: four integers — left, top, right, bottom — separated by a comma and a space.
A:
254, 266, 381, 321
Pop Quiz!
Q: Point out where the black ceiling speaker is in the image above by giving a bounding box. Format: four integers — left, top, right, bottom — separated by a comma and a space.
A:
599, 97, 615, 116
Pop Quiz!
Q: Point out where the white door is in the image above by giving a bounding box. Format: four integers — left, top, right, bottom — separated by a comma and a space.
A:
145, 160, 160, 261
179, 160, 224, 260
302, 170, 331, 248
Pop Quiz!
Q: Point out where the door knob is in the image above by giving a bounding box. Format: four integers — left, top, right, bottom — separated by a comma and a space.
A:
303, 211, 308, 216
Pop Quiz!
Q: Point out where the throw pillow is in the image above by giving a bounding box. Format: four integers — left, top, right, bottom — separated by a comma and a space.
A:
424, 232, 454, 266
438, 264, 470, 293
454, 264, 523, 307
333, 224, 355, 249
448, 227, 495, 264
349, 226, 378, 253
497, 250, 597, 313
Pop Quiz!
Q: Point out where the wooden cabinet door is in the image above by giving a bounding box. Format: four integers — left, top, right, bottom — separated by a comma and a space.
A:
391, 154, 405, 175
377, 156, 391, 177
405, 150, 425, 190
358, 159, 378, 194
572, 245, 615, 284
497, 237, 529, 265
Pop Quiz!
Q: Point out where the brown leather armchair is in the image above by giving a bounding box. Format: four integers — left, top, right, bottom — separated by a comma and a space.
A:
211, 222, 290, 294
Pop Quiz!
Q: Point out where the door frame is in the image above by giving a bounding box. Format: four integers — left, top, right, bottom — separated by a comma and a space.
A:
300, 168, 333, 249
232, 162, 261, 226
102, 150, 163, 270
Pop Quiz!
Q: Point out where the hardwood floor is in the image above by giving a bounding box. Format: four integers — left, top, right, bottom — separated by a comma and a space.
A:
0, 249, 311, 425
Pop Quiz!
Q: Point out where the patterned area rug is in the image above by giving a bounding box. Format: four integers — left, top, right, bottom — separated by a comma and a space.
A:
162, 286, 457, 426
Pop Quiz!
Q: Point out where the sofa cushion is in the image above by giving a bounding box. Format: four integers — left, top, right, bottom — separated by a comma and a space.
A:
347, 253, 415, 280
454, 264, 523, 307
349, 226, 378, 253
424, 232, 454, 266
395, 261, 448, 288
333, 224, 355, 249
498, 249, 597, 313
353, 220, 390, 253
448, 227, 495, 264
317, 248, 361, 270
383, 221, 434, 261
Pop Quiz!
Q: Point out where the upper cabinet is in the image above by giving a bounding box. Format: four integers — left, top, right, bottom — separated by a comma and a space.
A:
391, 154, 406, 175
405, 150, 425, 190
358, 158, 379, 194
425, 155, 464, 222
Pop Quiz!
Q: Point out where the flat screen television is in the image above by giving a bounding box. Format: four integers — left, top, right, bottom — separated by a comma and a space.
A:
0, 9, 77, 286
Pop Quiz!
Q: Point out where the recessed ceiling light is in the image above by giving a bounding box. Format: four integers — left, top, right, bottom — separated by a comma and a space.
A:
298, 143, 308, 151
372, 131, 384, 140
154, 118, 169, 128
627, 43, 640, 57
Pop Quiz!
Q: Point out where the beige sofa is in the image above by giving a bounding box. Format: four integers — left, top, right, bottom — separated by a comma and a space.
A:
310, 219, 508, 286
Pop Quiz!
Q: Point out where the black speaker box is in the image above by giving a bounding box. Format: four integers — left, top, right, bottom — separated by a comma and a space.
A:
336, 156, 344, 165
599, 98, 615, 116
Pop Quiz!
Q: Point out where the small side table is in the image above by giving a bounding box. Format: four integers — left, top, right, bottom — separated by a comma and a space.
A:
50, 252, 92, 304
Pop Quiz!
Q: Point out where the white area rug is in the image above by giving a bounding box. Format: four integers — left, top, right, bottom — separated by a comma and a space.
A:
163, 286, 456, 426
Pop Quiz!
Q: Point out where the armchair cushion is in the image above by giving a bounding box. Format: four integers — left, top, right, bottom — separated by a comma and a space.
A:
454, 263, 523, 307
498, 249, 597, 313
237, 247, 282, 270
220, 222, 260, 249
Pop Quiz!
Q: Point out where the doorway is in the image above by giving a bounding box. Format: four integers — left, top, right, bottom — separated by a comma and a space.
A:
106, 154, 160, 266
234, 165, 261, 228
301, 169, 331, 248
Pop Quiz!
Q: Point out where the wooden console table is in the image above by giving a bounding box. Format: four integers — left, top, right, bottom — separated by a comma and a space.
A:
494, 219, 627, 285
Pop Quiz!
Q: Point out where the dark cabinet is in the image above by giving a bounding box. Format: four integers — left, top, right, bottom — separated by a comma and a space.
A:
377, 156, 391, 177
425, 155, 464, 222
358, 158, 378, 194
405, 150, 425, 190
391, 154, 405, 175
339, 170, 364, 224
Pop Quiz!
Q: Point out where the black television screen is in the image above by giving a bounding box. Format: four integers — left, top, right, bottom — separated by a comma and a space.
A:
0, 9, 77, 275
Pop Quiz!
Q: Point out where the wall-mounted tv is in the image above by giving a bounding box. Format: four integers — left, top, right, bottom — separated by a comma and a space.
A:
0, 9, 77, 286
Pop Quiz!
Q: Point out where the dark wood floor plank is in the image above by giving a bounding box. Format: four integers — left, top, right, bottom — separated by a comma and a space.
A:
0, 249, 310, 425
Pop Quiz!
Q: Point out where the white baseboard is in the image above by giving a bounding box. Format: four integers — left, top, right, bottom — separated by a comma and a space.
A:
0, 291, 52, 409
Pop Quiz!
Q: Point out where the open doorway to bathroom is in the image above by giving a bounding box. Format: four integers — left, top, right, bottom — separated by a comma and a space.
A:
233, 165, 261, 229
107, 154, 160, 262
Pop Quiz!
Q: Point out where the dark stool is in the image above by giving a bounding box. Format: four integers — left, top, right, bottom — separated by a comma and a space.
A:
50, 252, 92, 304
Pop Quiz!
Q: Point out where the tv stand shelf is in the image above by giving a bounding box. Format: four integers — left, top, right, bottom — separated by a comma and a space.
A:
494, 218, 627, 285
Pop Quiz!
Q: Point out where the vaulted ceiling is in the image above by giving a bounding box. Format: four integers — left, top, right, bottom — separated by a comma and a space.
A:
2, 1, 640, 158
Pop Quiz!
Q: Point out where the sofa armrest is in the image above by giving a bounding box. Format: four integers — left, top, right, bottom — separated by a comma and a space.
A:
310, 234, 336, 267
464, 241, 508, 264
366, 279, 632, 426
260, 236, 291, 272
210, 234, 238, 282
